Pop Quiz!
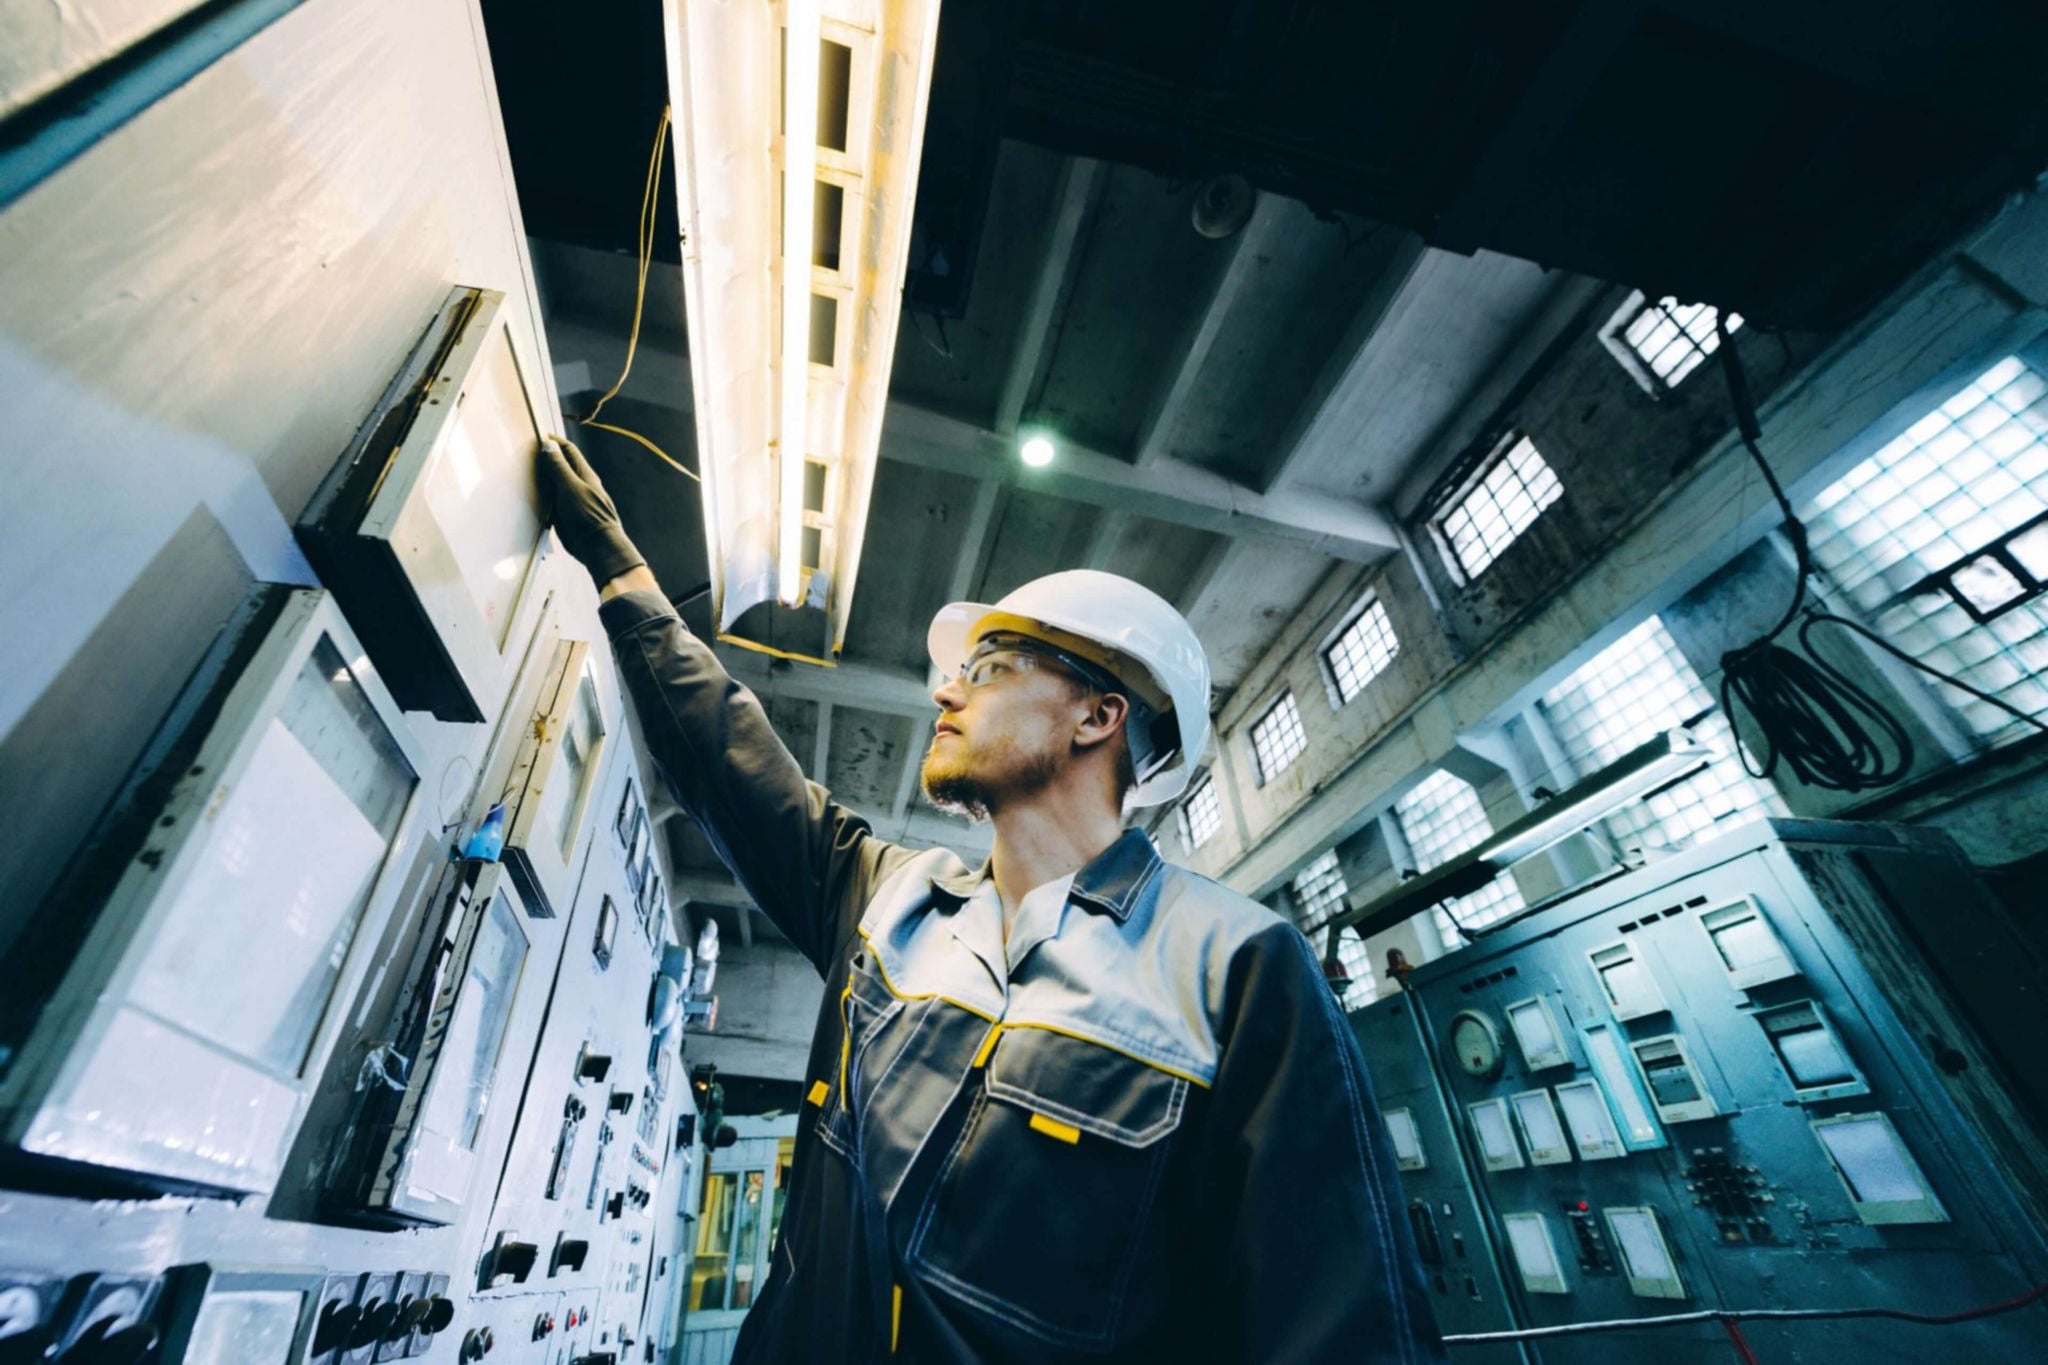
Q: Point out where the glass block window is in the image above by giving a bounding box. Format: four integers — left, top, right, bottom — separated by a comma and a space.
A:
1617, 298, 1743, 389
1541, 617, 1787, 855
1394, 770, 1524, 941
1439, 436, 1564, 580
1250, 691, 1308, 783
1292, 850, 1348, 930
1290, 852, 1376, 1007
1804, 355, 2048, 743
1176, 774, 1223, 851
1325, 599, 1401, 703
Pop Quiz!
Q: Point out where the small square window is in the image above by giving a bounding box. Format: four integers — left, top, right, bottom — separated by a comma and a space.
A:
1437, 435, 1563, 580
1324, 599, 1400, 704
1250, 692, 1307, 783
1600, 292, 1743, 392
1176, 774, 1223, 850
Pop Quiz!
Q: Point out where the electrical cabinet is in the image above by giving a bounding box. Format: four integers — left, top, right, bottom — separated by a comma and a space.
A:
0, 587, 428, 1197
1351, 819, 2048, 1364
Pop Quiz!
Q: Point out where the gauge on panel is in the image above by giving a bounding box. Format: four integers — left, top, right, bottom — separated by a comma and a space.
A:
1448, 1010, 1506, 1080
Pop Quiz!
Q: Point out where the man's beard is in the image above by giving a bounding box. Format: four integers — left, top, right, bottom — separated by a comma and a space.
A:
920, 735, 1060, 821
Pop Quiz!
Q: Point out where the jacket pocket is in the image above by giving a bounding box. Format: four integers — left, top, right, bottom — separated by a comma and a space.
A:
818, 953, 904, 1160
908, 1027, 1189, 1349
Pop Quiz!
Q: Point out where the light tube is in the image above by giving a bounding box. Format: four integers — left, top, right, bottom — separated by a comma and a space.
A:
778, 0, 821, 607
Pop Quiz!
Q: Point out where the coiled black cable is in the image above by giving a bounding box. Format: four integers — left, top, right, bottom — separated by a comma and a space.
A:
1712, 316, 2048, 793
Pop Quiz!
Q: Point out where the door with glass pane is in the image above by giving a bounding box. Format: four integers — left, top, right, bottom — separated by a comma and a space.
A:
678, 1116, 797, 1365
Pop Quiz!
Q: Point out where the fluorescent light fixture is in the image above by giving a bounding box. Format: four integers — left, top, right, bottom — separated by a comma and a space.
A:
662, 0, 944, 652
1020, 434, 1055, 467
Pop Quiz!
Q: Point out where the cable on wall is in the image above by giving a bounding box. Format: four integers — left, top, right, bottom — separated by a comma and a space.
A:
1712, 315, 2046, 792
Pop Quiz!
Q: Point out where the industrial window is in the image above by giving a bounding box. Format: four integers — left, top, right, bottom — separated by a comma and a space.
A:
1324, 598, 1401, 704
1438, 435, 1563, 580
1600, 294, 1743, 392
1250, 691, 1308, 783
1394, 769, 1525, 942
1176, 773, 1223, 851
1540, 617, 1786, 855
1292, 851, 1376, 1007
1804, 355, 2048, 743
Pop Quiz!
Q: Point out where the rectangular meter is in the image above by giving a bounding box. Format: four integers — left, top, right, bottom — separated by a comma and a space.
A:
1501, 1213, 1568, 1295
1587, 940, 1667, 1020
352, 864, 533, 1225
1698, 896, 1799, 989
1511, 1089, 1574, 1165
0, 587, 424, 1195
1811, 1112, 1948, 1225
1504, 996, 1573, 1071
1468, 1098, 1525, 1172
1382, 1108, 1427, 1171
1603, 1207, 1687, 1299
1629, 1034, 1720, 1124
498, 635, 613, 919
158, 1264, 323, 1364
298, 287, 551, 725
1554, 1079, 1626, 1161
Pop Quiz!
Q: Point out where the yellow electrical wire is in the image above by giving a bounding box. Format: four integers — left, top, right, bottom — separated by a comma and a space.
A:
571, 104, 699, 485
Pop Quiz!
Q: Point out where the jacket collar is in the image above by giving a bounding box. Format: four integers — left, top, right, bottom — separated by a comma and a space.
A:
929, 827, 1162, 924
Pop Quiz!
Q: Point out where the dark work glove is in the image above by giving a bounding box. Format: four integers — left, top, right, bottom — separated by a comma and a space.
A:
539, 436, 647, 586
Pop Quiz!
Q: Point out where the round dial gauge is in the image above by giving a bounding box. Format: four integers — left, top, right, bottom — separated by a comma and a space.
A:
1448, 1010, 1505, 1080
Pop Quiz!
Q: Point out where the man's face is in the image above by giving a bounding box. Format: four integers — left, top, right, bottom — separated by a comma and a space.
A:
921, 640, 1091, 820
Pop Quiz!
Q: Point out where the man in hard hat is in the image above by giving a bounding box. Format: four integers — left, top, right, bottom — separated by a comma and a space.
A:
542, 438, 1443, 1364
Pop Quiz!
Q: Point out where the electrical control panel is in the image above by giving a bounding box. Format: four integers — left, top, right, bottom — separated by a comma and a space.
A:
0, 289, 700, 1365
1351, 820, 2048, 1363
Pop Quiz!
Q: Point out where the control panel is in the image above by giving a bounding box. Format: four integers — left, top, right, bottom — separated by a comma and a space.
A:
1352, 820, 2048, 1363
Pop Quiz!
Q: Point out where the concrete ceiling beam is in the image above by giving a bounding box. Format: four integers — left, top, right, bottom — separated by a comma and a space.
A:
1081, 508, 1128, 571
1256, 230, 1430, 495
1133, 195, 1290, 469
719, 649, 934, 718
543, 322, 1398, 560
884, 402, 1402, 563
996, 156, 1101, 436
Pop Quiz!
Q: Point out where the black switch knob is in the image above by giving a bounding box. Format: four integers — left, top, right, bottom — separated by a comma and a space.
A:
604, 1192, 624, 1220
459, 1327, 495, 1362
312, 1301, 360, 1355
577, 1049, 613, 1084
351, 1297, 400, 1349
383, 1294, 418, 1341
608, 1090, 634, 1114
421, 1297, 455, 1335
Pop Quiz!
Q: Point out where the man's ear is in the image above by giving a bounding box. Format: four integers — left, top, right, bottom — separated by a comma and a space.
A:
1072, 691, 1131, 753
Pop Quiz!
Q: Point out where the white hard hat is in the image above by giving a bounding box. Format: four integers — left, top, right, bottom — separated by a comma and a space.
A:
927, 570, 1211, 807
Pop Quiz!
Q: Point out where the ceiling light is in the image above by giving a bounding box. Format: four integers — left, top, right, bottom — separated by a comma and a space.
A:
1020, 435, 1056, 468
662, 0, 944, 657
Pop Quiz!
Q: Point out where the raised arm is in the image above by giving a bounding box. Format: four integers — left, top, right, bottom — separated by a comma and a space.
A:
540, 437, 911, 971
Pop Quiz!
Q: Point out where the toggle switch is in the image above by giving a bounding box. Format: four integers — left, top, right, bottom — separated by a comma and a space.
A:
608, 1090, 635, 1115
479, 1233, 540, 1289
551, 1236, 590, 1276
576, 1046, 613, 1084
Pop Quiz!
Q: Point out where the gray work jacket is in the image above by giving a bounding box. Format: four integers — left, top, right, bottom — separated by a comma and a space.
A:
601, 590, 1445, 1364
